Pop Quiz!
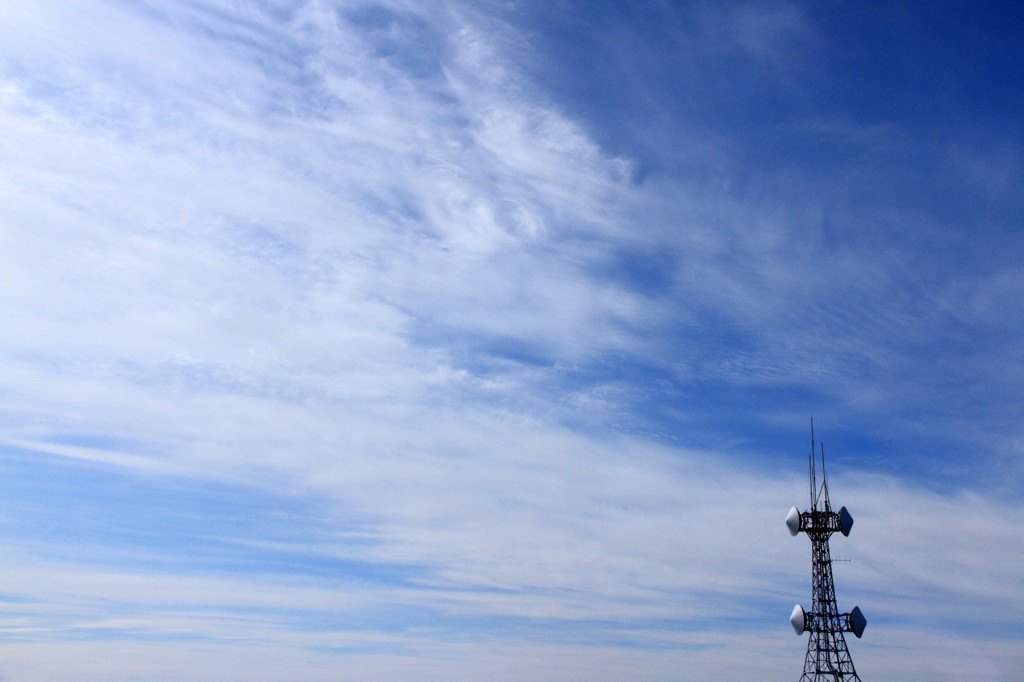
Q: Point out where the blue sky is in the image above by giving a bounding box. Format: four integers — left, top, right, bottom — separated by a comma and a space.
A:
1, 1, 1023, 679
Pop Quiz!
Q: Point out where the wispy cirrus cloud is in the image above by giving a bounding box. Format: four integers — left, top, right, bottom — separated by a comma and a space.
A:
1, 0, 1024, 679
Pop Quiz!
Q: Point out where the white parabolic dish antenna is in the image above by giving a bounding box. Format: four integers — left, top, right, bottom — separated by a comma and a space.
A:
786, 506, 801, 536
790, 604, 806, 635
839, 506, 854, 536
850, 606, 866, 639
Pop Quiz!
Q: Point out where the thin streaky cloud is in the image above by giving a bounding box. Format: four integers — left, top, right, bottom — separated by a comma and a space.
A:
0, 1, 1023, 680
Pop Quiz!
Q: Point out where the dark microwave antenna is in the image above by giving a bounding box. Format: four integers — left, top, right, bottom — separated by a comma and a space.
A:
785, 421, 866, 680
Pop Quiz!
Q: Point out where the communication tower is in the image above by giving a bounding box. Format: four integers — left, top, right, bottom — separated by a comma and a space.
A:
786, 425, 866, 680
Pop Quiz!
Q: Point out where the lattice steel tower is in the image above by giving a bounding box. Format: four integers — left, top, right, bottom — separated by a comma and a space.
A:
786, 426, 866, 681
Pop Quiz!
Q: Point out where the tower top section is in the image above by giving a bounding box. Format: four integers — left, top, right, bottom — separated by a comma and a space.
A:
788, 420, 854, 537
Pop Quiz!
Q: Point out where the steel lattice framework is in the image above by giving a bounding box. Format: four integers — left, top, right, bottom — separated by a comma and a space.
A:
787, 427, 866, 681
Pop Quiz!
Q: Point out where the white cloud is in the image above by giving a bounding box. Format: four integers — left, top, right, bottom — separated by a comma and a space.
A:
1, 1, 1023, 679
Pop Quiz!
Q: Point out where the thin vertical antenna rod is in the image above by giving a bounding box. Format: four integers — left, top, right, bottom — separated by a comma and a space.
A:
820, 442, 830, 512
809, 419, 817, 510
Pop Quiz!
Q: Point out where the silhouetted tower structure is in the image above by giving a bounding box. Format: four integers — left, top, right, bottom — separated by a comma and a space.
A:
786, 425, 866, 681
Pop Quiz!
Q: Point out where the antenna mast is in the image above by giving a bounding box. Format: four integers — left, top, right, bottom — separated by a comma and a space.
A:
785, 425, 865, 680
809, 419, 817, 511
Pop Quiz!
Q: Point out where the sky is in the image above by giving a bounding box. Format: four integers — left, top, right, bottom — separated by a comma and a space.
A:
1, 1, 1023, 679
